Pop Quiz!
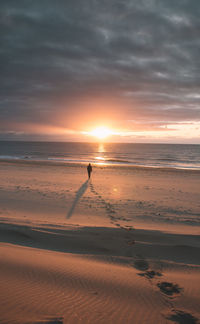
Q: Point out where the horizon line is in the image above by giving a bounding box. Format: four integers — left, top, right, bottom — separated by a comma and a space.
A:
0, 139, 199, 145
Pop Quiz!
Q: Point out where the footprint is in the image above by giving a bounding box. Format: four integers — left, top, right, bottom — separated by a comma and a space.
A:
166, 309, 198, 323
139, 270, 162, 279
157, 282, 182, 297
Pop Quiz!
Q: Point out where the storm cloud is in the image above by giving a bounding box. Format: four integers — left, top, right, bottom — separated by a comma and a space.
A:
0, 0, 200, 141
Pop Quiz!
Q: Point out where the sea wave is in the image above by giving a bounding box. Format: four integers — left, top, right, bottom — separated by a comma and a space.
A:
0, 141, 200, 170
1, 155, 200, 171
0, 155, 21, 160
106, 158, 130, 163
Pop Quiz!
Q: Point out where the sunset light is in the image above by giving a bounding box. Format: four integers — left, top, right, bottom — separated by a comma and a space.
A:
90, 127, 112, 139
81, 126, 116, 140
1, 2, 200, 323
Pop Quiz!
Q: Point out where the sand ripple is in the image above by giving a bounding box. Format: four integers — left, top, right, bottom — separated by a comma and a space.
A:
0, 244, 167, 324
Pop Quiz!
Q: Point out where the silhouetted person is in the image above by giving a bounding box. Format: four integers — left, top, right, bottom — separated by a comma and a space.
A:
87, 163, 92, 179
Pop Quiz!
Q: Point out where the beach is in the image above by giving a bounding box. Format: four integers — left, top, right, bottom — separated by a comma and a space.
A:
0, 160, 200, 323
1, 0, 200, 321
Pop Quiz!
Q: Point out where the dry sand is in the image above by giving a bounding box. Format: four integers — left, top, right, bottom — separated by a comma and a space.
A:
0, 160, 200, 323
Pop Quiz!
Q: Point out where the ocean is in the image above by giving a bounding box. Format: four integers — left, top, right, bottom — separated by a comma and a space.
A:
0, 141, 200, 170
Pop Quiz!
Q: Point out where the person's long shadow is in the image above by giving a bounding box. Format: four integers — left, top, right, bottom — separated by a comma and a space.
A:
67, 180, 89, 219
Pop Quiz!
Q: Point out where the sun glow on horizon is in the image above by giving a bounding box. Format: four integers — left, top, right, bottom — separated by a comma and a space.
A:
83, 126, 114, 140
90, 126, 112, 139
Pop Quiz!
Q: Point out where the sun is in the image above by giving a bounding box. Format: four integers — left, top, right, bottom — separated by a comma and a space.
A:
82, 126, 116, 140
90, 126, 112, 139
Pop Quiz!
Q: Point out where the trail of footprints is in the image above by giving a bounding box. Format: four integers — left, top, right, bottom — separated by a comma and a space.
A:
88, 182, 198, 323
133, 255, 199, 323
89, 182, 133, 230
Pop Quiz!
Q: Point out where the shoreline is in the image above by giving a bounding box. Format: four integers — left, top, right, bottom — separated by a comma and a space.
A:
1, 158, 200, 173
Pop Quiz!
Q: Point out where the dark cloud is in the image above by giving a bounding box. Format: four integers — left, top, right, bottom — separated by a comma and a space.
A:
0, 0, 200, 140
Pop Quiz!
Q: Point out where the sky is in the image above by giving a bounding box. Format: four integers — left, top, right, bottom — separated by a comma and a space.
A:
0, 0, 200, 143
